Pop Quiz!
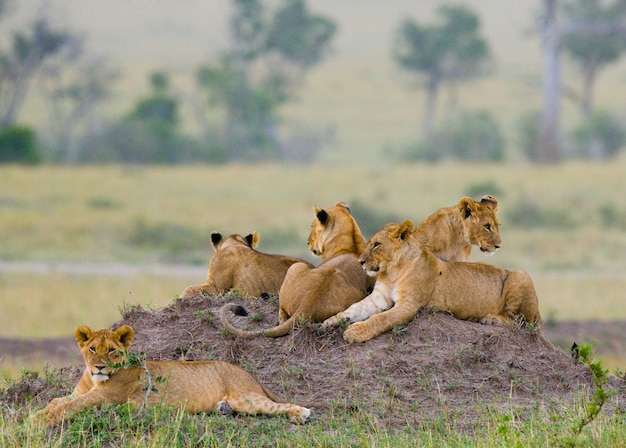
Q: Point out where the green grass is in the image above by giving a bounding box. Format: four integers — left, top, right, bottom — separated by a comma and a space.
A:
2, 162, 626, 268
3, 395, 625, 447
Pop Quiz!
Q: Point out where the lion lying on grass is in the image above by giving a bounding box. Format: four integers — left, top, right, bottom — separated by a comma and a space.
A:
321, 220, 551, 348
414, 195, 501, 262
220, 202, 369, 338
30, 325, 311, 425
179, 230, 312, 299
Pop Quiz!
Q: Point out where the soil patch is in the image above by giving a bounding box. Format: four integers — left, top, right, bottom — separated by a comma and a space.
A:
2, 293, 625, 430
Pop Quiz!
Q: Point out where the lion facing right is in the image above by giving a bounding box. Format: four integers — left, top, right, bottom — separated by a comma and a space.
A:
413, 195, 502, 262
321, 220, 551, 348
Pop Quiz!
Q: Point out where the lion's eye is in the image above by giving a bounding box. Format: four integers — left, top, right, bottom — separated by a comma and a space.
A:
108, 348, 117, 355
89, 347, 96, 353
372, 242, 381, 249
484, 224, 491, 232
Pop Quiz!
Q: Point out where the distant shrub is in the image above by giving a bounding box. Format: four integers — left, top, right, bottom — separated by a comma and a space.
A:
505, 197, 578, 229
464, 180, 504, 199
598, 203, 626, 229
517, 110, 541, 162
85, 121, 203, 164
569, 110, 625, 160
86, 197, 121, 210
348, 198, 402, 238
406, 110, 506, 162
126, 218, 205, 257
0, 125, 42, 165
253, 227, 303, 252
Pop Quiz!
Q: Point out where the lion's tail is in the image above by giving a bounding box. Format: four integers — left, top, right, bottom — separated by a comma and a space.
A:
219, 303, 301, 339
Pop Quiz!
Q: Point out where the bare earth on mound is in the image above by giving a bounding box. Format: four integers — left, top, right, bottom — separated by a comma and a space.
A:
3, 293, 625, 430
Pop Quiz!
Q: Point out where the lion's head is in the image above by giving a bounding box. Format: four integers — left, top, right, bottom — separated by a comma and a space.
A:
307, 202, 366, 258
458, 195, 501, 255
75, 325, 135, 382
359, 220, 414, 276
211, 231, 259, 252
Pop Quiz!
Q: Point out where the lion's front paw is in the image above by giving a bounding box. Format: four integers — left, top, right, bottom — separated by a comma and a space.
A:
29, 410, 49, 426
480, 314, 508, 326
342, 322, 372, 343
319, 316, 340, 333
179, 286, 199, 299
30, 407, 64, 426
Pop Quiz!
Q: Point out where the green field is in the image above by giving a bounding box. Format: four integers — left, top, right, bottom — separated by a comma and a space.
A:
2, 162, 626, 339
1, 162, 625, 446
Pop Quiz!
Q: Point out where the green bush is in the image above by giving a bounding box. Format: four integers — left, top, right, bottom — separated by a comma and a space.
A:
598, 203, 626, 229
570, 110, 625, 160
464, 180, 504, 199
0, 125, 42, 164
348, 198, 402, 237
517, 110, 541, 162
505, 197, 578, 229
407, 110, 506, 162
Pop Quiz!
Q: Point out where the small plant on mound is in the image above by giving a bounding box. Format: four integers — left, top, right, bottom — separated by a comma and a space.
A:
107, 351, 164, 413
559, 343, 616, 447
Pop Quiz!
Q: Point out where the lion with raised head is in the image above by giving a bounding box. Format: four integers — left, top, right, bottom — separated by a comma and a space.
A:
321, 220, 551, 348
220, 202, 370, 338
30, 325, 311, 426
179, 230, 312, 299
414, 195, 501, 262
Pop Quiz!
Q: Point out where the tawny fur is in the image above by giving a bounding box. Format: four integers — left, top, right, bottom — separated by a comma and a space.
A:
321, 221, 551, 349
220, 202, 370, 338
30, 326, 311, 425
179, 230, 312, 299
414, 195, 501, 262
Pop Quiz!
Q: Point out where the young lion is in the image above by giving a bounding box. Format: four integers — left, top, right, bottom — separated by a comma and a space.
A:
220, 202, 370, 338
30, 325, 311, 425
179, 230, 312, 299
321, 220, 550, 347
414, 195, 501, 262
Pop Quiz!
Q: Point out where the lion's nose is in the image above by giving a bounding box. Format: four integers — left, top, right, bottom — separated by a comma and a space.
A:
494, 244, 501, 249
95, 365, 105, 372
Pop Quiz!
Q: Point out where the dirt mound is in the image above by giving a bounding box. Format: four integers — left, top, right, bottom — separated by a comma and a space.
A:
3, 293, 625, 429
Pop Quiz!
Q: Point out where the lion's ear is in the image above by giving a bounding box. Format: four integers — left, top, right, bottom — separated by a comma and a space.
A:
245, 231, 259, 248
459, 197, 478, 219
75, 326, 94, 347
210, 231, 223, 250
335, 201, 351, 214
398, 220, 414, 240
114, 326, 135, 349
480, 195, 498, 213
316, 208, 330, 225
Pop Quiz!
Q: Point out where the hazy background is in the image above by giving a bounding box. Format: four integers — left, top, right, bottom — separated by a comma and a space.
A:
1, 0, 625, 377
7, 0, 625, 161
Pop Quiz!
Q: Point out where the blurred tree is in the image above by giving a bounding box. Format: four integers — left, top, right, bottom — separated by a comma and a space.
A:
40, 59, 120, 163
0, 18, 77, 127
536, 0, 626, 163
562, 0, 626, 118
196, 0, 336, 162
392, 5, 490, 136
130, 72, 179, 127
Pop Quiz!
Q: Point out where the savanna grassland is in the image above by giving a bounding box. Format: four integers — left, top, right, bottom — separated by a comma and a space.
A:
2, 2, 626, 445
1, 162, 626, 355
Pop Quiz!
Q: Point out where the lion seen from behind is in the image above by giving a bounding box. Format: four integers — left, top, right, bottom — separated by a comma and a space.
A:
220, 202, 370, 338
179, 230, 312, 299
